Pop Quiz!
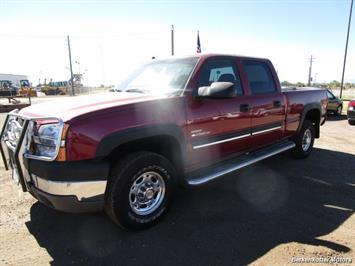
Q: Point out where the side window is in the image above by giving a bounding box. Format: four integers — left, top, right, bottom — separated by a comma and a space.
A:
327, 91, 334, 99
243, 61, 276, 94
198, 59, 243, 95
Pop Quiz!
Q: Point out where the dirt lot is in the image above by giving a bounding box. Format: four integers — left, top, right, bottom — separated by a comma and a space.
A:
0, 100, 354, 265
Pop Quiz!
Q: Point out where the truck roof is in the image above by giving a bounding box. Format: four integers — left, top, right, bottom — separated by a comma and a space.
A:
168, 53, 269, 61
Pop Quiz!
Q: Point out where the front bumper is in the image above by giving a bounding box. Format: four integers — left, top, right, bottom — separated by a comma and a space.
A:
0, 111, 109, 213
30, 184, 105, 213
27, 159, 109, 212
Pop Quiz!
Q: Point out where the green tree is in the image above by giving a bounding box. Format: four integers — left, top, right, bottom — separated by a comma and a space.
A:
329, 80, 340, 89
281, 80, 292, 86
296, 82, 305, 87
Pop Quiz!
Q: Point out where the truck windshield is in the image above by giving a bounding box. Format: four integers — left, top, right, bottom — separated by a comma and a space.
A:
117, 57, 198, 95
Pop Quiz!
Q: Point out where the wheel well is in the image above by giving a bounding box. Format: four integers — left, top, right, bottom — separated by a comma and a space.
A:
305, 109, 320, 138
105, 135, 184, 175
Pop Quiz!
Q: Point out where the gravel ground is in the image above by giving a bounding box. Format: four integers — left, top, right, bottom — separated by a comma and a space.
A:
0, 99, 354, 265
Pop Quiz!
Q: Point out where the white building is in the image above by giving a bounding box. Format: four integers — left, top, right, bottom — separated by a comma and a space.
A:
0, 73, 29, 88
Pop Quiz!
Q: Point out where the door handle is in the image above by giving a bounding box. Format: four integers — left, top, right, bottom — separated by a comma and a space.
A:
273, 100, 282, 107
240, 104, 250, 112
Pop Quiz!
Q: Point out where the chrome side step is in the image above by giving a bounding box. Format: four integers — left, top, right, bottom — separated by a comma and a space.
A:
185, 140, 295, 186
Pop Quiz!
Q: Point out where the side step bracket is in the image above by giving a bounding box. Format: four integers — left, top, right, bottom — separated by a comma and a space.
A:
185, 140, 295, 186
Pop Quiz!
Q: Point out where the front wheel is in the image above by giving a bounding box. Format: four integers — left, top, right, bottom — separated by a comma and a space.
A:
291, 120, 315, 159
105, 152, 176, 230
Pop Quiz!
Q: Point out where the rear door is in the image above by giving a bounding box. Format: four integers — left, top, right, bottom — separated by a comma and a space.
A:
241, 60, 285, 148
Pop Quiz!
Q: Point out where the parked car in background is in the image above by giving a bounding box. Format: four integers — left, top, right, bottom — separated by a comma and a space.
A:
326, 89, 343, 115
347, 100, 355, 125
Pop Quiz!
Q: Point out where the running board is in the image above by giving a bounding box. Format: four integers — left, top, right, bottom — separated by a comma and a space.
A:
185, 140, 295, 186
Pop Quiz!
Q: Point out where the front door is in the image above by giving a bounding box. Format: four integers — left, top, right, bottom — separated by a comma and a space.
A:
185, 57, 252, 171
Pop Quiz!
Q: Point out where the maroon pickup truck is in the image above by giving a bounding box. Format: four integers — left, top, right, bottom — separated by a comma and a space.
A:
1, 54, 327, 229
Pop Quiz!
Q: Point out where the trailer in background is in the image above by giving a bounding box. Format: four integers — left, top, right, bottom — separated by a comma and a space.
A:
0, 74, 32, 112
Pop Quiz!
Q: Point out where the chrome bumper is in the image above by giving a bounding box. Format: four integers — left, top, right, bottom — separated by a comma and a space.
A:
0, 110, 107, 210
32, 174, 107, 201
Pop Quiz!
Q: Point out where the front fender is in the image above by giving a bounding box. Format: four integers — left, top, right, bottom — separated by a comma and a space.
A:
95, 124, 186, 158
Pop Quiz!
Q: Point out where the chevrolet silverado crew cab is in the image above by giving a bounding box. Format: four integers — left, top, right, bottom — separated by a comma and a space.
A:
1, 54, 328, 230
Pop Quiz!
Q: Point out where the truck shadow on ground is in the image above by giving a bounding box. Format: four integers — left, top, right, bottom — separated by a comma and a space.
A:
26, 148, 355, 266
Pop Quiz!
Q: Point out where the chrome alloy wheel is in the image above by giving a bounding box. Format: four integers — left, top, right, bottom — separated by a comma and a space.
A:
129, 171, 166, 215
302, 128, 312, 151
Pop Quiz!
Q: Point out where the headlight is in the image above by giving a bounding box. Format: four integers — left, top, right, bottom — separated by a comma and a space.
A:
349, 106, 354, 111
32, 122, 62, 159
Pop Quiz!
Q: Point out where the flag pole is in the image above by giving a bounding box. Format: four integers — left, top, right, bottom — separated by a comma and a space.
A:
171, 24, 174, 56
197, 30, 201, 53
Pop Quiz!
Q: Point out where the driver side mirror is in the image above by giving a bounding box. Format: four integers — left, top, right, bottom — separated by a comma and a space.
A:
197, 82, 236, 98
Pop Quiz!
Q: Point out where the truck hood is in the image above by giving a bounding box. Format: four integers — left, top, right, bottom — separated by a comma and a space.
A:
19, 92, 167, 121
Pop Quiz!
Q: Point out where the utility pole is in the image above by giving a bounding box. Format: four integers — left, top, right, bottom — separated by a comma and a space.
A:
307, 55, 315, 86
67, 35, 75, 96
100, 44, 105, 87
340, 0, 353, 99
171, 24, 174, 56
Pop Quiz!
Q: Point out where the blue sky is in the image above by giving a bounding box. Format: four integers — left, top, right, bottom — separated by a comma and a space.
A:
1, 0, 354, 84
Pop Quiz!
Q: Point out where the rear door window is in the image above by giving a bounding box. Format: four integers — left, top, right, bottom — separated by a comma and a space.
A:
243, 61, 276, 94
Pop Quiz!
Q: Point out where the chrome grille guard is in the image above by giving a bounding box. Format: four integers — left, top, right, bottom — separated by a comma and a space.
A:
0, 109, 63, 192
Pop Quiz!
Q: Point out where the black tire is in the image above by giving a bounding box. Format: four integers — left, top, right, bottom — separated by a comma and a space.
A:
349, 120, 355, 126
291, 120, 315, 159
105, 151, 176, 230
336, 105, 342, 115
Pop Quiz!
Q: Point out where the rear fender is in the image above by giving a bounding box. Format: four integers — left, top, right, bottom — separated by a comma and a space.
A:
297, 103, 321, 138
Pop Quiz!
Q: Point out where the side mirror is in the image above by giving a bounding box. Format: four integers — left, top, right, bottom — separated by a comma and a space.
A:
198, 82, 236, 98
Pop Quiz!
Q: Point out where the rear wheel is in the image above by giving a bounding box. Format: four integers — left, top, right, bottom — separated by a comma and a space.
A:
349, 120, 355, 126
291, 120, 315, 159
105, 151, 176, 230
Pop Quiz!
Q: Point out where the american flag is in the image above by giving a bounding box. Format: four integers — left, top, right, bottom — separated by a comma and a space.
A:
197, 31, 201, 53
